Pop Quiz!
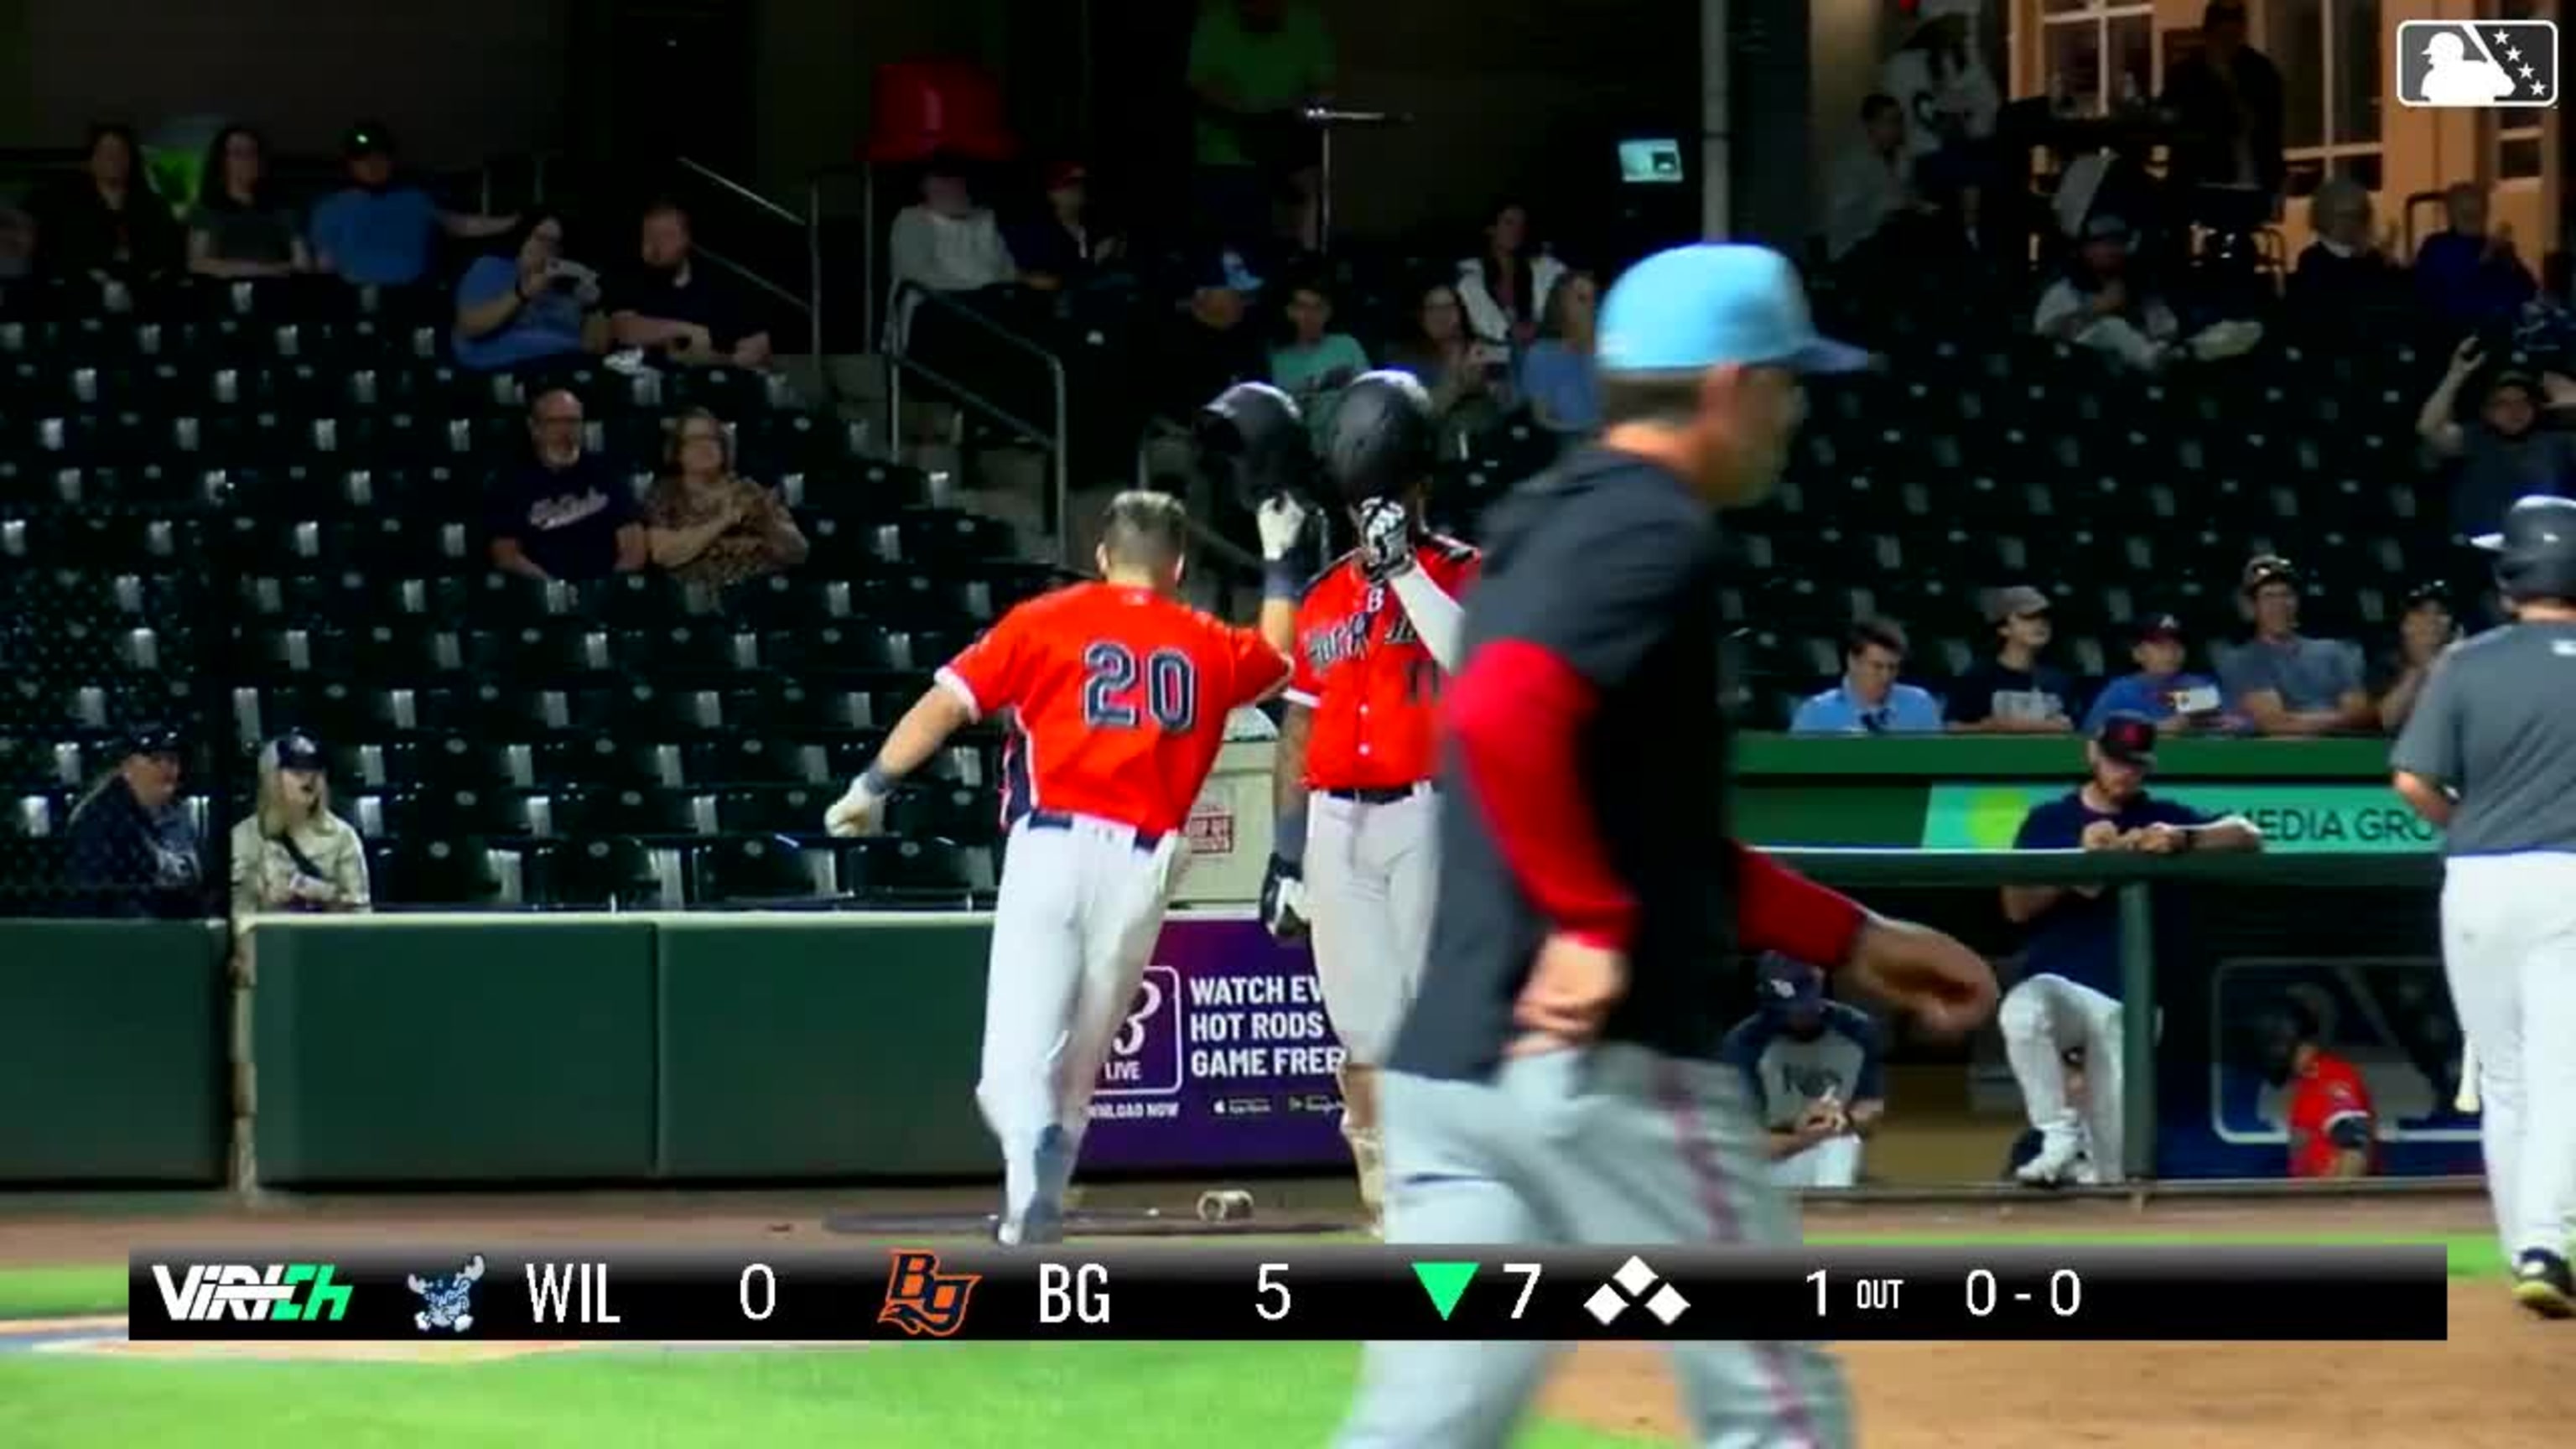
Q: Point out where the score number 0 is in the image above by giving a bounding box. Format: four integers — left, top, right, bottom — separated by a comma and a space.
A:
1253, 1263, 1546, 1322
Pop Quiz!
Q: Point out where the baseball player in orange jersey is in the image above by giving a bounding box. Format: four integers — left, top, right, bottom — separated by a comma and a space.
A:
827, 491, 1296, 1245
1254, 371, 1476, 1229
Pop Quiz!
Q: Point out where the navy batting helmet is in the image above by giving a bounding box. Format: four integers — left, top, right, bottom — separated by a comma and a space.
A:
1322, 370, 1437, 508
2476, 494, 2576, 603
1194, 381, 1315, 512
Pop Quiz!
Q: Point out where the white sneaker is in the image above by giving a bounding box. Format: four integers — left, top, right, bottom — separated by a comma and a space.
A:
2016, 1133, 2083, 1186
2187, 319, 2265, 361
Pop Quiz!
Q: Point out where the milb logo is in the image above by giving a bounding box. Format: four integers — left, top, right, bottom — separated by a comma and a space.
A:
152, 1263, 352, 1322
2397, 20, 2558, 108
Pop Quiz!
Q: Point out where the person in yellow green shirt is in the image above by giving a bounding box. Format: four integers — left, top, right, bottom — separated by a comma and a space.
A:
1187, 0, 1335, 251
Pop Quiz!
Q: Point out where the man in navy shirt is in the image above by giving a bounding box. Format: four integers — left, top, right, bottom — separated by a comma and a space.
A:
2000, 711, 2262, 1186
1721, 954, 1887, 1188
482, 388, 647, 582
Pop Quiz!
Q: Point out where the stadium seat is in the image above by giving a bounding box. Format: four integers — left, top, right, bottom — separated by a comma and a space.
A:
526, 835, 672, 910
834, 835, 991, 902
369, 837, 507, 907
688, 834, 827, 906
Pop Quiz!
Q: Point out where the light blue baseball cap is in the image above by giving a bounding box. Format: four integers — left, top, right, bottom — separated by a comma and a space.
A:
1595, 243, 1870, 377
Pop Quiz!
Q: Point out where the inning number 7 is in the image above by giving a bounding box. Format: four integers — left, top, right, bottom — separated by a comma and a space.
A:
1504, 1263, 1542, 1319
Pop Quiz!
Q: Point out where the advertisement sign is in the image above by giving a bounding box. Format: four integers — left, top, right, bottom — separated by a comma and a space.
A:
2153, 955, 2480, 1178
1081, 916, 1352, 1171
1923, 783, 2438, 854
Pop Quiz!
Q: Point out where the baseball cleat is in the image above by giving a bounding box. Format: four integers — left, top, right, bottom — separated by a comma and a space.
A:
2513, 1251, 2574, 1319
2015, 1134, 2083, 1187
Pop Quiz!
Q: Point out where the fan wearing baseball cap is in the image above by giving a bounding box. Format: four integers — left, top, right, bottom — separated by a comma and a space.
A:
2219, 554, 2376, 736
1997, 712, 2263, 1187
2080, 614, 2226, 734
228, 732, 371, 917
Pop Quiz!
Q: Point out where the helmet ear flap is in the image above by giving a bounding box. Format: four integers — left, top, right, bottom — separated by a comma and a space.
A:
1196, 382, 1316, 513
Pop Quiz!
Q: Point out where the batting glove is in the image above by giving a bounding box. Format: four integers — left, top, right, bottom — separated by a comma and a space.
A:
823, 771, 891, 838
1259, 854, 1310, 941
1354, 498, 1414, 579
1255, 494, 1311, 562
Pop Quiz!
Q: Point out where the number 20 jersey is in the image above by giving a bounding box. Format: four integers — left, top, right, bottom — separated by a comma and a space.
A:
937, 582, 1291, 839
1286, 538, 1481, 792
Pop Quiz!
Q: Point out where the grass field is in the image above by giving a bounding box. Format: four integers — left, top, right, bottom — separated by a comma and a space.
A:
0, 1232, 2506, 1449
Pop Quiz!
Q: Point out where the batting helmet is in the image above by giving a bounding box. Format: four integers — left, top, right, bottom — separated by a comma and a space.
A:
1322, 369, 1437, 508
1193, 382, 1315, 512
2477, 494, 2576, 603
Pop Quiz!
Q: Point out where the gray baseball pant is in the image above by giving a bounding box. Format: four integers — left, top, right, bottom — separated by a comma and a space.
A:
1333, 1043, 1855, 1449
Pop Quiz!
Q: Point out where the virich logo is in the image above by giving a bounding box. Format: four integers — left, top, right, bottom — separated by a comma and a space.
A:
152, 1263, 351, 1322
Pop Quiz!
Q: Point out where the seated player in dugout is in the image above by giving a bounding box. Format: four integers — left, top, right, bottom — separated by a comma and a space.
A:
1249, 369, 1478, 1231
2001, 710, 2263, 1187
1720, 953, 1886, 1190
2244, 994, 2379, 1179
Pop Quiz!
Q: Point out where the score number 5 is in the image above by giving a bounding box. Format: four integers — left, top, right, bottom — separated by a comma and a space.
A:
1253, 1263, 1545, 1323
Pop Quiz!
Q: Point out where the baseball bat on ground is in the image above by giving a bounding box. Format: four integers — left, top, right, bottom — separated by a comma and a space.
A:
2456, 1040, 2480, 1114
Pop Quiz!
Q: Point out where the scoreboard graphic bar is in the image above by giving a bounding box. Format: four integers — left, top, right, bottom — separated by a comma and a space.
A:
129, 1244, 2448, 1343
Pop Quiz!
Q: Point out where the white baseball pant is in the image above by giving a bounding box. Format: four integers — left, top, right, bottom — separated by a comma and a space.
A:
976, 813, 1187, 1243
2440, 853, 2576, 1261
1999, 973, 2125, 1180
1305, 786, 1439, 1223
1336, 1046, 1853, 1449
1769, 1135, 1864, 1190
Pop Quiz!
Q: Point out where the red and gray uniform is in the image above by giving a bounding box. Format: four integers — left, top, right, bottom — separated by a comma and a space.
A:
1335, 446, 1859, 1449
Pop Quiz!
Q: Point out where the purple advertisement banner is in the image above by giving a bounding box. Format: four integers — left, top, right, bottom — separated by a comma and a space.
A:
1082, 916, 1355, 1171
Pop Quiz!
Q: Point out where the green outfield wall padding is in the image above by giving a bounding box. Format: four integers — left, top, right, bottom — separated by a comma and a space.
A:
248, 920, 657, 1183
0, 921, 227, 1183
655, 917, 995, 1178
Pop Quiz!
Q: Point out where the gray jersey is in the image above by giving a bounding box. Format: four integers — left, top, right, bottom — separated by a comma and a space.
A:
2390, 621, 2576, 856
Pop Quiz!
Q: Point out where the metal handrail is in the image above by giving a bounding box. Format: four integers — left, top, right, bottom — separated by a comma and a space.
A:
887, 279, 1071, 568
676, 156, 808, 229
693, 243, 812, 314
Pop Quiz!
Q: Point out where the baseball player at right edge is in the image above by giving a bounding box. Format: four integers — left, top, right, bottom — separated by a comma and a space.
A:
2392, 493, 2576, 1318
1254, 371, 1479, 1232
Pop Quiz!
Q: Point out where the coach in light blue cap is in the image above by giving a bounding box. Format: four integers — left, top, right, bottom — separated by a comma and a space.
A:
1335, 233, 1991, 1449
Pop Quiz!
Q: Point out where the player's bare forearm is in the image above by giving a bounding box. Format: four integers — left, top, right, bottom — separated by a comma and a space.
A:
2189, 817, 2264, 853
2392, 771, 2454, 827
874, 688, 975, 782
2000, 885, 2063, 923
1765, 1130, 1810, 1161
1274, 704, 1313, 821
1259, 596, 1297, 656
1848, 1099, 1885, 1137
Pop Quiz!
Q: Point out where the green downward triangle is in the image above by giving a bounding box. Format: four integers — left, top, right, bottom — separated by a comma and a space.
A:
1411, 1260, 1478, 1321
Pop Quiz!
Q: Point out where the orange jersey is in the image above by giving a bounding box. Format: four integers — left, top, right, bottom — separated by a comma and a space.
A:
2286, 1052, 2377, 1178
938, 581, 1291, 839
1285, 538, 1481, 790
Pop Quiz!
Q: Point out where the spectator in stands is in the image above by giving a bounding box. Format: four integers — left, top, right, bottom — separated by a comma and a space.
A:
1518, 267, 1600, 441
1825, 94, 1931, 266
1456, 200, 1564, 351
1385, 282, 1508, 447
607, 201, 770, 369
1881, 11, 1998, 197
1187, 0, 1336, 252
2284, 179, 2406, 332
2372, 583, 2463, 735
2219, 555, 2374, 736
1141, 255, 1269, 490
1721, 953, 1886, 1190
227, 732, 369, 917
2158, 3, 2285, 223
1789, 620, 1943, 734
1947, 585, 2077, 733
1269, 276, 1368, 440
2082, 614, 2226, 735
644, 408, 809, 588
30, 122, 182, 281
2000, 712, 2265, 1187
2033, 214, 2259, 371
309, 122, 516, 287
2414, 183, 2537, 330
2416, 340, 2576, 541
889, 153, 1018, 297
64, 726, 204, 919
484, 388, 646, 581
1007, 162, 1122, 293
452, 210, 608, 373
185, 125, 310, 279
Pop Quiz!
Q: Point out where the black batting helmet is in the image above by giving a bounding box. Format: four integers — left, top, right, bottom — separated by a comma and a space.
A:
2476, 494, 2576, 603
1322, 369, 1437, 508
1193, 381, 1315, 512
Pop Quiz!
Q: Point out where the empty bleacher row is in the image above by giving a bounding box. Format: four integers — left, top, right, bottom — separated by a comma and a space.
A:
0, 274, 1046, 911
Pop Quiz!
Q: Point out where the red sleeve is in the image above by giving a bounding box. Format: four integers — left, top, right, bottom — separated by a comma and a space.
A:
1226, 625, 1293, 710
1732, 843, 1868, 971
1447, 638, 1638, 950
939, 607, 1034, 719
